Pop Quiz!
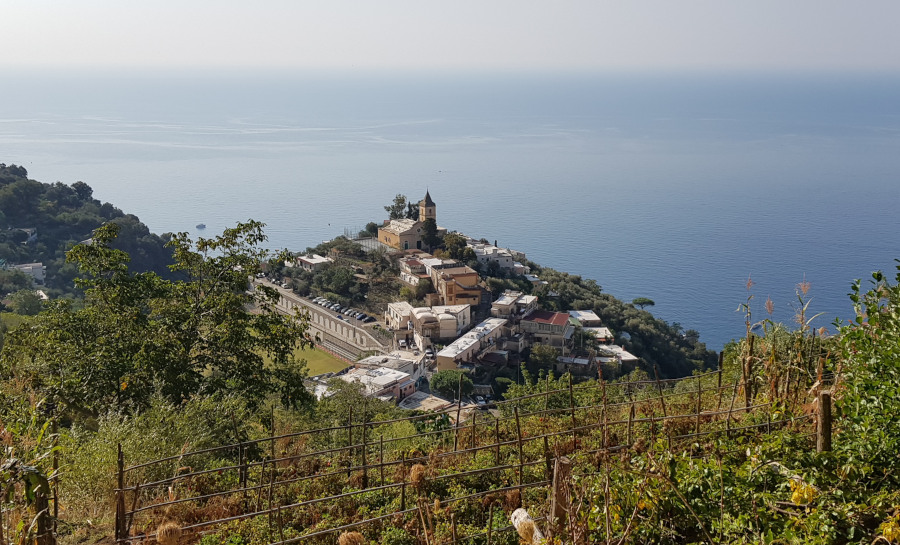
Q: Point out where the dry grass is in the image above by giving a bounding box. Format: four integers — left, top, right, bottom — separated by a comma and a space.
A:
337, 531, 365, 545
505, 489, 521, 513
156, 521, 181, 545
409, 464, 427, 491
516, 519, 535, 543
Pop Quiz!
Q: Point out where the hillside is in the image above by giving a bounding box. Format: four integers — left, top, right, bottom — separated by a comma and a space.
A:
0, 163, 175, 294
1, 171, 898, 544
20, 275, 899, 545
4, 241, 898, 544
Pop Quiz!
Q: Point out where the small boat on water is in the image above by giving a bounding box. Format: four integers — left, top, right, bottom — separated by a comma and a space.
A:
196, 223, 206, 230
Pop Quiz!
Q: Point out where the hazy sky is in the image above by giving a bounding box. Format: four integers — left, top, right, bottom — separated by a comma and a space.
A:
3, 1, 899, 72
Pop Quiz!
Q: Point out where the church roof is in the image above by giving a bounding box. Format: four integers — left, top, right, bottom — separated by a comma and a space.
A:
421, 190, 435, 207
380, 218, 419, 236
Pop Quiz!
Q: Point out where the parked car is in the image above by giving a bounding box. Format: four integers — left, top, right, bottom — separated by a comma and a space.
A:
399, 339, 407, 348
425, 348, 435, 358
363, 316, 375, 323
356, 313, 367, 321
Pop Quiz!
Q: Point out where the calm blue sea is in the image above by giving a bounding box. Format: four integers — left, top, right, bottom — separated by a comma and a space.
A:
3, 70, 900, 349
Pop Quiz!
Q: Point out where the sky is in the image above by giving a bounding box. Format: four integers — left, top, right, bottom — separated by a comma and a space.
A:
3, 1, 900, 73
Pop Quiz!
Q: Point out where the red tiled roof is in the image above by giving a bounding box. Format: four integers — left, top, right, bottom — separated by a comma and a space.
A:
524, 310, 570, 326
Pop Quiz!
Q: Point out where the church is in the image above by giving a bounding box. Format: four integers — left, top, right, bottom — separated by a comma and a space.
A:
377, 191, 445, 250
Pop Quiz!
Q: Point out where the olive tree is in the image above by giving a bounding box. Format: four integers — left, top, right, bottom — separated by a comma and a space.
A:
0, 221, 314, 419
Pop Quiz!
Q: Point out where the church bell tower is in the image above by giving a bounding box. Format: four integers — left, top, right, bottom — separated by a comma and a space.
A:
419, 190, 436, 222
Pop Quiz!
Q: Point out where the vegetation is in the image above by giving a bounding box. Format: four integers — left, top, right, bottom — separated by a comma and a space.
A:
429, 369, 474, 400
293, 347, 350, 376
3, 250, 900, 545
1, 221, 314, 420
0, 163, 175, 296
1, 172, 898, 544
421, 217, 441, 249
384, 194, 419, 221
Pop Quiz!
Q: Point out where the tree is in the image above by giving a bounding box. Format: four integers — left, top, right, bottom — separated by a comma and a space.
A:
384, 194, 408, 220
442, 232, 467, 260
421, 218, 440, 249
529, 344, 559, 368
430, 369, 474, 400
405, 201, 419, 221
837, 266, 900, 489
632, 297, 655, 309
71, 181, 93, 201
415, 278, 434, 300
8, 289, 42, 316
0, 221, 314, 419
0, 269, 33, 294
365, 222, 379, 235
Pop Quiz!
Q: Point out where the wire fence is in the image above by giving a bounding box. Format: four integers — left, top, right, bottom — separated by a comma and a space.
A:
112, 368, 825, 544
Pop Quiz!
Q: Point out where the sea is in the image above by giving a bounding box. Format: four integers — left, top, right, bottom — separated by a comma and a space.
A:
2, 69, 900, 350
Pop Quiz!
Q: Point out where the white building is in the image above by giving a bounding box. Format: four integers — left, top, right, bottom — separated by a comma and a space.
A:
10, 262, 46, 284
409, 304, 471, 347
523, 274, 548, 287
295, 254, 332, 272
597, 345, 639, 366
356, 353, 426, 383
465, 239, 526, 271
386, 301, 415, 330
568, 310, 602, 327
339, 367, 416, 402
491, 290, 538, 319
470, 244, 515, 269
436, 317, 507, 371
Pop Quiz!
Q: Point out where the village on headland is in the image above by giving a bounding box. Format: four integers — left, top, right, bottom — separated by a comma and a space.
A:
255, 191, 647, 415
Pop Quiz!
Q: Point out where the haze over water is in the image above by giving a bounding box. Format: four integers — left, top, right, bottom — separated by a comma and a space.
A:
3, 71, 900, 349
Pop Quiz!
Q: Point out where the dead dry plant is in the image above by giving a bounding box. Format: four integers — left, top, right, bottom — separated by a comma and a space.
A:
156, 521, 182, 545
336, 531, 365, 545
409, 463, 427, 492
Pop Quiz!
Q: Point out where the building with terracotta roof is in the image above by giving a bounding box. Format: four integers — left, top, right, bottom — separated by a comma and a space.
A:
398, 256, 430, 286
520, 309, 576, 349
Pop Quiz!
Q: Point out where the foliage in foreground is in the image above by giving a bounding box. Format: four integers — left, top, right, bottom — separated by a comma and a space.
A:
552, 265, 900, 544
2, 219, 900, 544
0, 221, 314, 420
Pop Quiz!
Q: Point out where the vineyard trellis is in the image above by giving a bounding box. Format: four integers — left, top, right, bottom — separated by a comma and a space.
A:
111, 363, 829, 544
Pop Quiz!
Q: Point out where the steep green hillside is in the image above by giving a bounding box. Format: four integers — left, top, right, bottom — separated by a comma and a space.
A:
0, 163, 175, 294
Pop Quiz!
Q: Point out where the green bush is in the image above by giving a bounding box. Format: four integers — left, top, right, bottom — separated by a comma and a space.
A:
60, 394, 254, 517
